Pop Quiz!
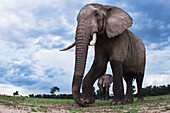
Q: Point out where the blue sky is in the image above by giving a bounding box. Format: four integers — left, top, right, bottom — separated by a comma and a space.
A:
0, 0, 170, 96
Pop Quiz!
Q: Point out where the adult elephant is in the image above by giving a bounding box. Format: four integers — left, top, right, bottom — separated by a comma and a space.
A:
97, 74, 113, 101
60, 4, 145, 107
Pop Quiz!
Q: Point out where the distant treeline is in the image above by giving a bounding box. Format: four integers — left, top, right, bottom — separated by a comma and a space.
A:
29, 94, 73, 99
29, 84, 170, 99
141, 84, 170, 97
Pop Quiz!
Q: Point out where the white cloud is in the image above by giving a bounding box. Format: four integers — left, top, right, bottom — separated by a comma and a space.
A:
60, 15, 76, 35
0, 84, 24, 96
0, 83, 55, 96
158, 24, 166, 30
34, 49, 74, 73
115, 2, 128, 8
0, 0, 170, 96
143, 74, 170, 86
167, 24, 170, 29
144, 38, 170, 87
0, 0, 79, 44
83, 0, 106, 4
147, 43, 158, 50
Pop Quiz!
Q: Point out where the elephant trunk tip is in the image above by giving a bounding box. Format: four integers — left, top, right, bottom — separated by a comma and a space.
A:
72, 89, 88, 107
73, 97, 88, 107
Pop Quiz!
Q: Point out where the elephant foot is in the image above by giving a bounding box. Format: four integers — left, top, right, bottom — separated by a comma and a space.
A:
125, 95, 133, 103
105, 99, 109, 101
137, 97, 144, 102
101, 99, 109, 101
104, 94, 109, 101
104, 98, 109, 101
110, 97, 125, 105
101, 98, 104, 101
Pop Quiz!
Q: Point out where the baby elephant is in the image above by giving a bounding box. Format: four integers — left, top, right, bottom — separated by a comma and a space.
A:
97, 74, 113, 101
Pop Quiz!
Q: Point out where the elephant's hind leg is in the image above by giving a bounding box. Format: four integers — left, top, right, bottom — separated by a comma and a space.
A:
136, 73, 144, 102
124, 75, 133, 103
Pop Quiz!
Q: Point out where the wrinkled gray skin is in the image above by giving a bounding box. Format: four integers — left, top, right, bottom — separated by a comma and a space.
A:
61, 4, 145, 107
97, 74, 113, 101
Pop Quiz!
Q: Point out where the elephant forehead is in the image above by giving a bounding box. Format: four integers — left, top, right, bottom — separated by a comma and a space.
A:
105, 76, 111, 79
103, 79, 110, 84
79, 5, 97, 16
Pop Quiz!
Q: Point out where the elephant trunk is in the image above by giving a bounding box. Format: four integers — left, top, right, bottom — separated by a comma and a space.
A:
72, 22, 90, 107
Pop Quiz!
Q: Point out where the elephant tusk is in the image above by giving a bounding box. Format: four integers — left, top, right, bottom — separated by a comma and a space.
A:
90, 33, 97, 46
60, 42, 76, 51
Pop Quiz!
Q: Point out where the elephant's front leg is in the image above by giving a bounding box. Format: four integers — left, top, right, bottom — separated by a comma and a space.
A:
105, 86, 110, 101
98, 85, 105, 100
82, 60, 108, 104
110, 60, 125, 105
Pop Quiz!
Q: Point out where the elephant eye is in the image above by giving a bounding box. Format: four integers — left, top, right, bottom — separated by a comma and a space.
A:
94, 11, 99, 17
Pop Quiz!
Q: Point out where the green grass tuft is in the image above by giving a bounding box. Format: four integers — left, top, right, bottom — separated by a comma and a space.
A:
31, 108, 37, 112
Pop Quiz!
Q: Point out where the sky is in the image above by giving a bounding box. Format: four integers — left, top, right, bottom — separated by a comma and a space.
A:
0, 0, 170, 96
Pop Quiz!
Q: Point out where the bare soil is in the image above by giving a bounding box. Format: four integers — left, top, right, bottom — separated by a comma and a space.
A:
0, 100, 170, 113
0, 95, 170, 113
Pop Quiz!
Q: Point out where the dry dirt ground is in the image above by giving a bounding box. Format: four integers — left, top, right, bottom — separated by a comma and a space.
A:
0, 94, 169, 113
0, 104, 70, 113
0, 100, 170, 113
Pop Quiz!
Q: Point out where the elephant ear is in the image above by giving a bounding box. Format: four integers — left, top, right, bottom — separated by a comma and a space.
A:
105, 6, 133, 38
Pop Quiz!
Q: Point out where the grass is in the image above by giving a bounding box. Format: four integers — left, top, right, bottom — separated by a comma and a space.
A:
31, 108, 37, 112
0, 94, 169, 112
163, 106, 170, 110
0, 95, 75, 104
125, 108, 140, 113
64, 107, 92, 112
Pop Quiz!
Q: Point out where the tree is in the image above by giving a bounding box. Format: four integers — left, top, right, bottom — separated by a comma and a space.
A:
167, 84, 170, 94
35, 94, 42, 98
13, 91, 19, 96
50, 86, 60, 95
29, 94, 34, 97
